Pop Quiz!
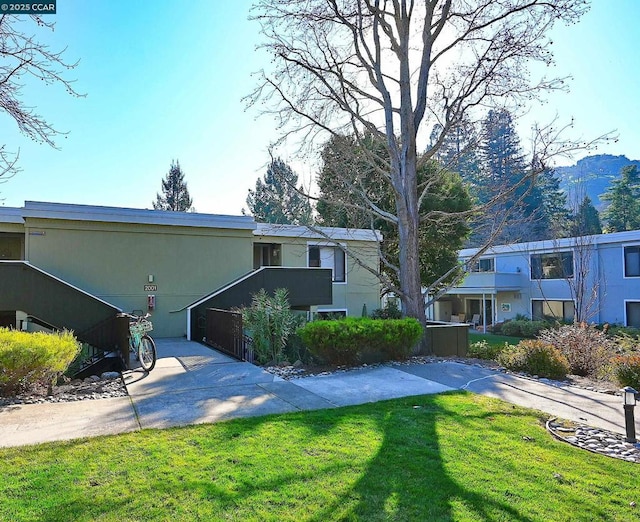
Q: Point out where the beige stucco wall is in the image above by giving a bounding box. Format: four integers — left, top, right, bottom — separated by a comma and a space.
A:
253, 232, 381, 317
24, 218, 254, 337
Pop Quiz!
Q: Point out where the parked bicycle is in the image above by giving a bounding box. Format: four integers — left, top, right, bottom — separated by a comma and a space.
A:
124, 312, 157, 372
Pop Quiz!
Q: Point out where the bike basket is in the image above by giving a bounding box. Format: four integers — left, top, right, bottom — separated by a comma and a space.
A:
130, 320, 153, 335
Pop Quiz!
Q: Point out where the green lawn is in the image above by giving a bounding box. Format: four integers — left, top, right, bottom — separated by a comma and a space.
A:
0, 393, 636, 521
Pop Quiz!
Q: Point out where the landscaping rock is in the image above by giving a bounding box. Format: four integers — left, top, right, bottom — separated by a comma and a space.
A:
547, 419, 640, 463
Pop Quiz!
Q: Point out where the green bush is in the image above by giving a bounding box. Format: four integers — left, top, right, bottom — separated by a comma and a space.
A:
497, 340, 570, 380
613, 333, 640, 354
242, 288, 299, 365
610, 354, 640, 390
370, 301, 403, 320
537, 324, 617, 377
500, 319, 548, 338
606, 325, 640, 340
298, 318, 422, 365
468, 340, 508, 360
0, 328, 80, 395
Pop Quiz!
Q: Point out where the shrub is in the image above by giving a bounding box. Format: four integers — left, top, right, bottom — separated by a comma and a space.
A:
497, 340, 570, 380
606, 325, 640, 340
610, 354, 640, 390
500, 319, 548, 338
613, 333, 640, 355
298, 318, 422, 365
537, 323, 617, 377
468, 340, 508, 360
370, 301, 403, 320
242, 288, 299, 365
0, 328, 80, 395
283, 330, 314, 365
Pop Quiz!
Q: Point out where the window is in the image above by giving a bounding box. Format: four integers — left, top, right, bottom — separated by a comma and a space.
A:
316, 310, 347, 320
532, 300, 575, 322
531, 252, 573, 279
468, 257, 495, 272
624, 246, 640, 277
253, 243, 282, 269
627, 302, 640, 328
308, 245, 346, 282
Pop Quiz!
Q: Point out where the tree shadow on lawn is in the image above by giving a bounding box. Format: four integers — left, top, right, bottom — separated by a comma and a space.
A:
177, 392, 543, 521
304, 392, 538, 521
4, 392, 631, 521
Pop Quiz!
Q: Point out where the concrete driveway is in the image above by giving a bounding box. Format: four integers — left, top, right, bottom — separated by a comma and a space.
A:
123, 338, 337, 430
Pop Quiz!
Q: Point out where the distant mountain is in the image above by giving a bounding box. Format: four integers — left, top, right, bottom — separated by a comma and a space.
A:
553, 154, 640, 210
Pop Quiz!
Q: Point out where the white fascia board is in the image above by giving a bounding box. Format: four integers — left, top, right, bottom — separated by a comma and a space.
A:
254, 223, 382, 242
22, 201, 256, 231
459, 229, 640, 258
0, 207, 25, 224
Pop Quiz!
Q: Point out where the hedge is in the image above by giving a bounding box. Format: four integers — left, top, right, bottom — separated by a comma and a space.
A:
297, 317, 422, 365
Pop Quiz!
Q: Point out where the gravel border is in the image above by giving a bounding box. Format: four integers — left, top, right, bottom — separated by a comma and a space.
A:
0, 372, 128, 406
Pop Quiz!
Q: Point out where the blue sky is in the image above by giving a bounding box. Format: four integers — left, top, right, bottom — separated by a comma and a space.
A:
1, 0, 639, 215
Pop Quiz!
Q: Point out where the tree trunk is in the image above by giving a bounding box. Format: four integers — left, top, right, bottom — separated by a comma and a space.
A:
394, 153, 428, 352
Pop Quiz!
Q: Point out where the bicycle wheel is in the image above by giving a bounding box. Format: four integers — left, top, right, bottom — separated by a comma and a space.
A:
138, 335, 157, 372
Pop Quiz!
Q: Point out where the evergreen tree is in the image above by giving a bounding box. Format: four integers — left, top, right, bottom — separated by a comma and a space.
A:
537, 168, 570, 239
474, 109, 561, 244
570, 196, 602, 236
601, 165, 640, 232
245, 158, 312, 225
473, 109, 538, 243
429, 119, 481, 187
317, 133, 472, 292
153, 160, 193, 212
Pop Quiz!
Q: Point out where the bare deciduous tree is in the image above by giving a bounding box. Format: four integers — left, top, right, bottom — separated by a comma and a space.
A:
246, 0, 595, 331
0, 14, 82, 183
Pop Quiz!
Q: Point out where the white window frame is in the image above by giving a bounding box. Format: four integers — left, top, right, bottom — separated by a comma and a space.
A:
530, 250, 574, 281
467, 257, 495, 273
622, 244, 640, 279
531, 298, 576, 322
315, 308, 348, 319
307, 242, 347, 284
624, 300, 640, 328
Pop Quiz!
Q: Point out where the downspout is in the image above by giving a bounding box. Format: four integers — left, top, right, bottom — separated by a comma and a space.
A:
186, 308, 191, 341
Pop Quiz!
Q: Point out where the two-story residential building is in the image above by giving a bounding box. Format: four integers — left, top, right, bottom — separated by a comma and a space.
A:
0, 201, 382, 342
434, 230, 640, 330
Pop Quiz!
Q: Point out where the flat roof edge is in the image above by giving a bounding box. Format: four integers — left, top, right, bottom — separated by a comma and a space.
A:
21, 201, 256, 230
254, 223, 382, 242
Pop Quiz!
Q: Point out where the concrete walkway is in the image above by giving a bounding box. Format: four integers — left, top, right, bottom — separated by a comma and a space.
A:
0, 338, 636, 448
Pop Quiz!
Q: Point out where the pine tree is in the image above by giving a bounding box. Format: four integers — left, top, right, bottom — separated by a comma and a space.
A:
245, 158, 312, 225
153, 160, 193, 212
571, 196, 602, 236
473, 109, 545, 243
601, 165, 640, 232
429, 119, 481, 186
537, 168, 570, 239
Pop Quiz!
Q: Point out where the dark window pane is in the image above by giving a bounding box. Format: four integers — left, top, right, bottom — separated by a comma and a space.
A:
627, 302, 640, 328
308, 246, 320, 267
334, 248, 345, 282
625, 246, 640, 277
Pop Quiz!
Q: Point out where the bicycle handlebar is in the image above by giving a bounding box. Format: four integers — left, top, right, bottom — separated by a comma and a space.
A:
119, 312, 152, 321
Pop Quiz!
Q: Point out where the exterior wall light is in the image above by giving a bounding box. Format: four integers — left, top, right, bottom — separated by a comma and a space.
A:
621, 386, 638, 444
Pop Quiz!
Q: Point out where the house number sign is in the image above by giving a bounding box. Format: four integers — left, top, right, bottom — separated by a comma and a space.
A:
144, 284, 158, 292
